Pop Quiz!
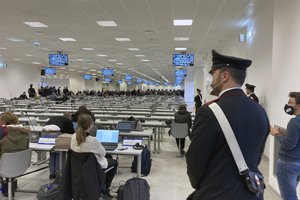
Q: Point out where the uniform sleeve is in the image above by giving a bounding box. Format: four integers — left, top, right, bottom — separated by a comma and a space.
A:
277, 118, 300, 150
186, 106, 219, 189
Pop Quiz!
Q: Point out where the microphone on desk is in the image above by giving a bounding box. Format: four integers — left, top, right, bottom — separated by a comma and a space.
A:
24, 111, 38, 142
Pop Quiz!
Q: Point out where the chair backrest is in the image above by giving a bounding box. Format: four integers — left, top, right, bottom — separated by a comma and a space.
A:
0, 149, 32, 178
171, 123, 189, 139
30, 118, 38, 126
68, 151, 105, 199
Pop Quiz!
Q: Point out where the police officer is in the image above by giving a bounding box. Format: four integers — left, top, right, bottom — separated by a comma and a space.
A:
186, 50, 269, 200
245, 83, 259, 103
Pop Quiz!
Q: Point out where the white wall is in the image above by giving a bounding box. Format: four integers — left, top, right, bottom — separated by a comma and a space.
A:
269, 0, 300, 194
0, 62, 41, 99
41, 78, 69, 89
69, 72, 85, 93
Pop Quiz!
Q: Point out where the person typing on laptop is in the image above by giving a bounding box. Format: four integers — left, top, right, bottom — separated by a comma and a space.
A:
70, 114, 117, 199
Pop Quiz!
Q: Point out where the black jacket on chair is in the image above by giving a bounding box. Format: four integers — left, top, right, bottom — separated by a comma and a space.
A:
58, 151, 106, 200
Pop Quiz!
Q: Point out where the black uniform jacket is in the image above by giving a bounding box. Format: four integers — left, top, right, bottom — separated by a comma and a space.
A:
45, 116, 74, 134
186, 89, 269, 200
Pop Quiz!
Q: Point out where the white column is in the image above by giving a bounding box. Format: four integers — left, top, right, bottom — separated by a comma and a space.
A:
69, 72, 85, 93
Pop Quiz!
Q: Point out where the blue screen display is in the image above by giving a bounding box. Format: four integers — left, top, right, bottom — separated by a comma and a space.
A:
172, 54, 194, 66
44, 67, 56, 75
102, 68, 114, 76
83, 74, 93, 80
127, 81, 132, 85
117, 80, 123, 84
136, 78, 142, 83
124, 75, 132, 81
96, 130, 119, 143
49, 54, 68, 66
175, 69, 187, 76
104, 77, 111, 82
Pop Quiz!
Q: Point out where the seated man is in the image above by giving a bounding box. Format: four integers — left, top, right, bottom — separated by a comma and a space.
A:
45, 112, 74, 179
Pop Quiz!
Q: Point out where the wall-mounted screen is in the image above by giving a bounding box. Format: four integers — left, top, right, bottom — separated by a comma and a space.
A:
102, 68, 114, 76
49, 54, 68, 66
83, 74, 93, 80
172, 54, 194, 66
124, 74, 132, 81
117, 80, 123, 84
44, 67, 56, 75
136, 78, 143, 83
175, 69, 187, 76
127, 81, 132, 85
104, 77, 111, 82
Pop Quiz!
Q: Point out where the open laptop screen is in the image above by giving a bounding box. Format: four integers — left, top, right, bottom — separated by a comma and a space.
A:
116, 121, 135, 131
96, 130, 119, 143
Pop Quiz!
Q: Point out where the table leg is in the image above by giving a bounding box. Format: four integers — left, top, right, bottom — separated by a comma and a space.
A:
147, 135, 151, 151
157, 128, 161, 154
137, 153, 141, 178
153, 128, 157, 154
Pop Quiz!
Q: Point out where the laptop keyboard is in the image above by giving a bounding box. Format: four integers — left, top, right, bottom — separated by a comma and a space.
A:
104, 145, 117, 151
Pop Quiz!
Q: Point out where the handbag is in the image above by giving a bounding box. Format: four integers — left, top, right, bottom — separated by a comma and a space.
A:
208, 103, 265, 197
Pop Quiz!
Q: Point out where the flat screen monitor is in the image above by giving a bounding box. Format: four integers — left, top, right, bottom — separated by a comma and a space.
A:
175, 69, 187, 76
172, 54, 194, 66
127, 81, 132, 85
44, 67, 56, 75
117, 80, 123, 84
83, 74, 93, 80
104, 77, 111, 82
102, 68, 114, 76
136, 78, 142, 83
116, 121, 135, 131
49, 54, 68, 66
124, 74, 132, 81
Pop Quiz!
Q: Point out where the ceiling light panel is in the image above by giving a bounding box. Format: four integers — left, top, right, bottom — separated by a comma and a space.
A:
59, 38, 76, 42
82, 48, 94, 51
173, 19, 193, 26
6, 37, 25, 42
115, 38, 131, 41
97, 54, 108, 57
175, 47, 187, 50
96, 21, 117, 27
24, 22, 48, 27
128, 48, 140, 51
135, 55, 145, 57
174, 37, 189, 41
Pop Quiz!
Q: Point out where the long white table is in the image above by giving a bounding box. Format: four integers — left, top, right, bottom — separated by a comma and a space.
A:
29, 143, 143, 178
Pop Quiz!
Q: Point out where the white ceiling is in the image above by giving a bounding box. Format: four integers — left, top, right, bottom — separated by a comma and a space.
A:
0, 0, 272, 84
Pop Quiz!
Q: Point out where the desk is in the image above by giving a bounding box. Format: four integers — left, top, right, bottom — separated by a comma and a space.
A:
29, 143, 143, 178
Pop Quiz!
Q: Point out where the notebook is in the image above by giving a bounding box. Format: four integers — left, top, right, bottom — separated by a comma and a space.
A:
116, 121, 135, 132
122, 138, 143, 146
96, 130, 119, 151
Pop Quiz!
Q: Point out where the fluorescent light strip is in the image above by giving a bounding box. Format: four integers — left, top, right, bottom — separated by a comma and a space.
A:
141, 60, 150, 62
173, 19, 193, 26
82, 48, 94, 51
59, 38, 76, 42
174, 37, 189, 41
24, 22, 48, 27
135, 55, 145, 57
97, 54, 108, 57
128, 48, 140, 51
6, 38, 25, 42
108, 59, 117, 62
32, 62, 41, 65
115, 38, 131, 41
96, 21, 117, 27
175, 47, 187, 51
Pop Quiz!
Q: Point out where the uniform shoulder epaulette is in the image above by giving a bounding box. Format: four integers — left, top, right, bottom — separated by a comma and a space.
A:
204, 98, 219, 106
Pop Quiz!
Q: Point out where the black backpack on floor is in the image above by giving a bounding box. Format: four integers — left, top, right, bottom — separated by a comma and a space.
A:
131, 145, 152, 175
118, 178, 150, 200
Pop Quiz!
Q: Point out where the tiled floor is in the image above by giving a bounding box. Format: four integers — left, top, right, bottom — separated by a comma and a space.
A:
6, 134, 280, 200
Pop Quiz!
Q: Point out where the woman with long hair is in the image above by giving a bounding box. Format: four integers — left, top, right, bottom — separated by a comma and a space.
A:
70, 114, 117, 199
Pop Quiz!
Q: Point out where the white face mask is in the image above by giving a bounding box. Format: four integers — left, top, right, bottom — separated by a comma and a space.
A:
205, 74, 224, 96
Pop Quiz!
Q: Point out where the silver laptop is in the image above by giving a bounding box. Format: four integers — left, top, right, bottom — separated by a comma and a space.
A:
96, 130, 119, 151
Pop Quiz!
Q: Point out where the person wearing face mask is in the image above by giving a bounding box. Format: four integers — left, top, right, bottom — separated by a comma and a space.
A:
186, 50, 269, 200
270, 92, 300, 200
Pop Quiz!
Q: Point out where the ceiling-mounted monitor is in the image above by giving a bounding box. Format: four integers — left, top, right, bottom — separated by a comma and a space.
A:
44, 67, 56, 75
102, 68, 114, 76
49, 54, 68, 66
83, 74, 93, 80
124, 74, 132, 81
172, 54, 194, 66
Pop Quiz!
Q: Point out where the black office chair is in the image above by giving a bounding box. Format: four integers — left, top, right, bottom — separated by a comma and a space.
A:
59, 151, 107, 200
